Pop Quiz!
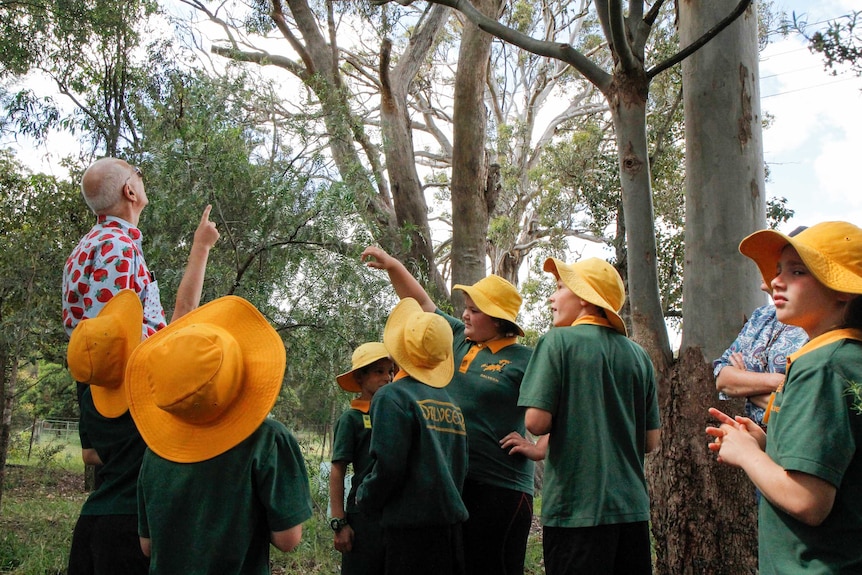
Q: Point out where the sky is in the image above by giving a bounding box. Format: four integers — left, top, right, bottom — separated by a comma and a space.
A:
759, 0, 862, 231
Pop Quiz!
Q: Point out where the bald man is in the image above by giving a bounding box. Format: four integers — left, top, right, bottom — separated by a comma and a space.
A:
63, 157, 219, 338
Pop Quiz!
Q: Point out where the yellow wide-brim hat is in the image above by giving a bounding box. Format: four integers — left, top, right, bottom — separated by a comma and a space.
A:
67, 290, 143, 418
544, 257, 628, 336
125, 296, 285, 463
383, 298, 454, 388
739, 221, 862, 294
453, 275, 525, 336
336, 342, 390, 392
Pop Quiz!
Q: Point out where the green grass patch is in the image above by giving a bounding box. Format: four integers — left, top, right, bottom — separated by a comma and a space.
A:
1, 434, 545, 574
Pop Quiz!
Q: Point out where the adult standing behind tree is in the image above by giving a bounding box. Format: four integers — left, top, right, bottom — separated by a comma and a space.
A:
362, 246, 542, 575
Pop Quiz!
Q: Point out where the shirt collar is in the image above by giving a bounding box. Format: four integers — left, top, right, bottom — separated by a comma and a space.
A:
466, 336, 518, 353
97, 214, 137, 230
571, 315, 614, 329
788, 328, 862, 367
350, 398, 371, 414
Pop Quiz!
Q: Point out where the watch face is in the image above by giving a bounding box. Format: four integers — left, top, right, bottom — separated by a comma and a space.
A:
330, 518, 345, 531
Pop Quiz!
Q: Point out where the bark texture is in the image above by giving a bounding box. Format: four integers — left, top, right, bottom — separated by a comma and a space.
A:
650, 347, 758, 574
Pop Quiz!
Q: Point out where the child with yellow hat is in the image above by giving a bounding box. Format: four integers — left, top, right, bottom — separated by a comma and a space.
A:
518, 257, 661, 575
355, 298, 468, 575
707, 221, 862, 572
329, 342, 395, 574
65, 290, 151, 575
125, 296, 312, 573
362, 245, 538, 575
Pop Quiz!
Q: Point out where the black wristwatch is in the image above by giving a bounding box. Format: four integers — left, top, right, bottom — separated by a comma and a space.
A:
330, 517, 349, 532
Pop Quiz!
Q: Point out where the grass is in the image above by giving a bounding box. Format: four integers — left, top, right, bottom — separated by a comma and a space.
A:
1, 432, 544, 574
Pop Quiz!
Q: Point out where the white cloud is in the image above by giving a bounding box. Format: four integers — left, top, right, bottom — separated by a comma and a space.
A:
760, 0, 862, 229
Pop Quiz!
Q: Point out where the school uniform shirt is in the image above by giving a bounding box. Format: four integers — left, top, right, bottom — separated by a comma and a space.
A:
332, 399, 374, 514
759, 330, 862, 574
356, 374, 469, 528
137, 418, 313, 575
63, 215, 165, 339
438, 310, 535, 495
77, 387, 145, 515
518, 318, 660, 528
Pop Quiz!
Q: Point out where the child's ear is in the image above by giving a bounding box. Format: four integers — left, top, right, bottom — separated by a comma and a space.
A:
836, 292, 857, 304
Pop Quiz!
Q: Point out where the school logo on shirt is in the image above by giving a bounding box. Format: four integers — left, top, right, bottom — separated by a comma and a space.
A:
417, 400, 467, 435
482, 359, 511, 373
363, 414, 372, 429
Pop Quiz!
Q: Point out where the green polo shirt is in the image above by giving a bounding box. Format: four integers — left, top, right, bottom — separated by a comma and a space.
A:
78, 387, 145, 516
759, 333, 862, 574
518, 321, 659, 528
332, 401, 375, 513
137, 418, 312, 575
439, 310, 535, 495
356, 374, 469, 528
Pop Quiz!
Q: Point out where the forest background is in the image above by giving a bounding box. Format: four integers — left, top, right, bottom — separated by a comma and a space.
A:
1, 0, 861, 572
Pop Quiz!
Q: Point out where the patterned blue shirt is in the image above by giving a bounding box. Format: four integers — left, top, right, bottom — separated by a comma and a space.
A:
713, 304, 808, 425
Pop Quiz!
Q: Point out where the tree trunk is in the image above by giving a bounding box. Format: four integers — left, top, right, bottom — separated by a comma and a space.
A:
650, 348, 758, 574
650, 1, 765, 572
379, 5, 451, 300
607, 70, 673, 372
0, 347, 17, 511
679, 0, 766, 361
450, 0, 503, 311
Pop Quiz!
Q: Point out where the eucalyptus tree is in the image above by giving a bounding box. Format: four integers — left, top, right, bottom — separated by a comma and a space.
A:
392, 0, 754, 371
177, 0, 451, 299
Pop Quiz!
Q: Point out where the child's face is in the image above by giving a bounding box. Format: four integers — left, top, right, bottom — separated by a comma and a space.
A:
357, 358, 395, 398
771, 245, 846, 338
461, 295, 500, 342
549, 280, 581, 327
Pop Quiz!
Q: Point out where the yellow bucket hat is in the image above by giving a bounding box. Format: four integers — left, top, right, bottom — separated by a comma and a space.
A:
125, 296, 285, 463
383, 298, 454, 388
453, 275, 524, 336
740, 221, 862, 294
67, 290, 143, 418
544, 257, 628, 336
336, 342, 390, 392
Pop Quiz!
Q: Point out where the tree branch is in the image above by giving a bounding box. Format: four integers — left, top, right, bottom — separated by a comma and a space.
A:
647, 0, 752, 78
418, 0, 612, 90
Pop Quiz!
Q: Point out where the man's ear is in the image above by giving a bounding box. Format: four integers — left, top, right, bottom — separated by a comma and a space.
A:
122, 182, 136, 202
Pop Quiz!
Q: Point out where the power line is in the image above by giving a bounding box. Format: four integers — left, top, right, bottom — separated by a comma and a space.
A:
762, 76, 861, 99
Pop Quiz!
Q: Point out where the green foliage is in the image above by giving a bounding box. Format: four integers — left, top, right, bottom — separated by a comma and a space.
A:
794, 10, 862, 76
0, 0, 159, 155
766, 196, 795, 229
0, 152, 87, 365
845, 379, 862, 415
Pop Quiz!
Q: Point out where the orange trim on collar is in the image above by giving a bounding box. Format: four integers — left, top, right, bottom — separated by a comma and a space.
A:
468, 336, 518, 353
571, 315, 614, 329
350, 398, 371, 414
763, 328, 862, 425
393, 369, 409, 382
459, 337, 517, 373
787, 328, 862, 366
